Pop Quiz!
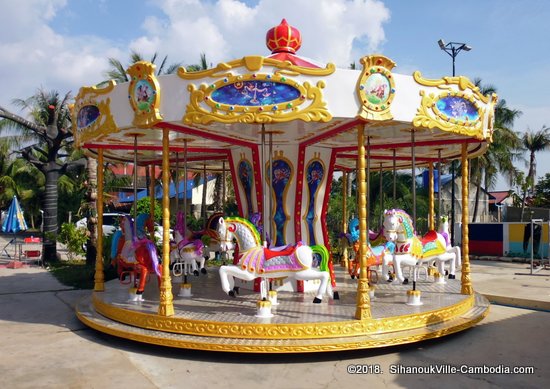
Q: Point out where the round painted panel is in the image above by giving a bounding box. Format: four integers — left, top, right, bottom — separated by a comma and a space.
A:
211, 81, 300, 106
436, 96, 479, 121
363, 73, 390, 105
134, 80, 155, 111
77, 105, 100, 129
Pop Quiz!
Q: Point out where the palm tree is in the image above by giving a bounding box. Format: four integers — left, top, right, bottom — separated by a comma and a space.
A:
0, 90, 85, 263
470, 79, 522, 221
520, 126, 550, 220
105, 51, 182, 83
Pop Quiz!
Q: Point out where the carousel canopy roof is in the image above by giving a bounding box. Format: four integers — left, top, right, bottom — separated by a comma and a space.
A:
73, 19, 496, 172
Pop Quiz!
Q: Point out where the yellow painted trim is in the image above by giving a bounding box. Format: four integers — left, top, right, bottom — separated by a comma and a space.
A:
92, 293, 476, 340
356, 55, 396, 121
78, 305, 488, 353
94, 149, 104, 292
413, 90, 486, 139
177, 56, 336, 80
355, 124, 371, 319
72, 96, 118, 148
127, 61, 163, 128
183, 73, 331, 125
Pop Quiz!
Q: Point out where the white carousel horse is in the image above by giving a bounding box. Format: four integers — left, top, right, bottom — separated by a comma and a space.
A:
217, 216, 333, 303
169, 211, 205, 277
111, 215, 161, 298
383, 209, 461, 284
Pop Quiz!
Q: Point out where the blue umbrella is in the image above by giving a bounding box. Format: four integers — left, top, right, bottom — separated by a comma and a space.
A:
2, 195, 28, 233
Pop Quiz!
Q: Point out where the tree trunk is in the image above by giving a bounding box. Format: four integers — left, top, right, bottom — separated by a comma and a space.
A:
43, 162, 60, 263
85, 157, 98, 266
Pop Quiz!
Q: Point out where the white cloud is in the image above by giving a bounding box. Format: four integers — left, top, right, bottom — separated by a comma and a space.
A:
0, 0, 390, 116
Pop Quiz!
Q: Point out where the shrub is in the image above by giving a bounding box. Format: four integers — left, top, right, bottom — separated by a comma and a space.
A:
57, 223, 87, 260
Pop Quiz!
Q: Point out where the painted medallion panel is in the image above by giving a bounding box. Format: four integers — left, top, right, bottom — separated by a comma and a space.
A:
211, 81, 301, 106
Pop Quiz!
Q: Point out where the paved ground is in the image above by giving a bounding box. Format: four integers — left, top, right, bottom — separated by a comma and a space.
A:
0, 234, 549, 388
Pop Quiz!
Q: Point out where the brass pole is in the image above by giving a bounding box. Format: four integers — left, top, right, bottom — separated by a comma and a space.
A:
392, 149, 397, 203
133, 135, 138, 236
461, 144, 473, 295
437, 149, 442, 218
411, 130, 416, 228
150, 164, 155, 236
175, 153, 179, 212
379, 163, 383, 227
341, 171, 348, 268
159, 127, 175, 316
355, 124, 372, 320
429, 162, 435, 231
94, 149, 105, 292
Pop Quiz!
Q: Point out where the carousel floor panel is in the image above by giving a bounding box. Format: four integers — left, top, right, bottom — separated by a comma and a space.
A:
76, 267, 490, 353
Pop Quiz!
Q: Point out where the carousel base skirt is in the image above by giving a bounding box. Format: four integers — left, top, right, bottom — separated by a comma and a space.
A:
76, 268, 489, 353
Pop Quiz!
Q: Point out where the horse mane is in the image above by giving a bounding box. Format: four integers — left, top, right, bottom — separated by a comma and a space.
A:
386, 208, 416, 236
225, 216, 262, 246
175, 211, 185, 236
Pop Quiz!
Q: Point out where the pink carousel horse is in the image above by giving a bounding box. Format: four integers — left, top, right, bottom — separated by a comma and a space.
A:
111, 215, 161, 300
170, 211, 205, 277
217, 216, 333, 303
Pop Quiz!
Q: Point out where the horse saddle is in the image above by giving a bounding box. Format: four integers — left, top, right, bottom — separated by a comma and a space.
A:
263, 242, 303, 260
421, 230, 439, 245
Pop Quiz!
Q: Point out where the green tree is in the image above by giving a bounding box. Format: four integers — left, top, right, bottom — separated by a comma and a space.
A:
0, 90, 85, 264
520, 126, 550, 220
532, 173, 550, 208
470, 79, 522, 221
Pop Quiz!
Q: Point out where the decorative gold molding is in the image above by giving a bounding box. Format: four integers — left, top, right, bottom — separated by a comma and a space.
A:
92, 288, 475, 340
183, 72, 331, 125
78, 307, 488, 352
127, 61, 163, 128
177, 56, 336, 80
413, 90, 487, 139
356, 55, 396, 121
413, 71, 492, 103
72, 97, 118, 148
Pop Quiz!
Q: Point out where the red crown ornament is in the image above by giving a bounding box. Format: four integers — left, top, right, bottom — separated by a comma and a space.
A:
266, 19, 302, 54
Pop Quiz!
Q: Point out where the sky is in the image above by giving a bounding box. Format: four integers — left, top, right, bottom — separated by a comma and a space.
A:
1, 0, 549, 191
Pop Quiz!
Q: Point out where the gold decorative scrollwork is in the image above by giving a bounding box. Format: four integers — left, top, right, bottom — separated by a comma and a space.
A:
413, 71, 492, 104
356, 55, 396, 121
183, 72, 331, 125
92, 293, 476, 339
72, 94, 118, 148
127, 61, 163, 128
413, 90, 487, 139
177, 56, 336, 80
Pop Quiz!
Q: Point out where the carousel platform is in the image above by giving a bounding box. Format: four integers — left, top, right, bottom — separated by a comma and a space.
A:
76, 267, 489, 353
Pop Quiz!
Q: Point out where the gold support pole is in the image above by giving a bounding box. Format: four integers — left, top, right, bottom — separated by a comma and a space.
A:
428, 162, 435, 231
341, 171, 348, 268
461, 144, 473, 295
355, 124, 372, 320
159, 127, 174, 316
150, 164, 155, 235
94, 149, 105, 292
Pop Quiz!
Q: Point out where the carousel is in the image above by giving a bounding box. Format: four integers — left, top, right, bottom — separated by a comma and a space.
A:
75, 19, 493, 353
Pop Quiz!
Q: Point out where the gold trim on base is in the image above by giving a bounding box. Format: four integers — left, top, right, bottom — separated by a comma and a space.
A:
92, 292, 476, 340
77, 296, 489, 353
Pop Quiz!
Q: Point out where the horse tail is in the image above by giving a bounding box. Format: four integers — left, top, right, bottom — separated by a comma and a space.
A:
146, 241, 162, 277
311, 244, 329, 270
